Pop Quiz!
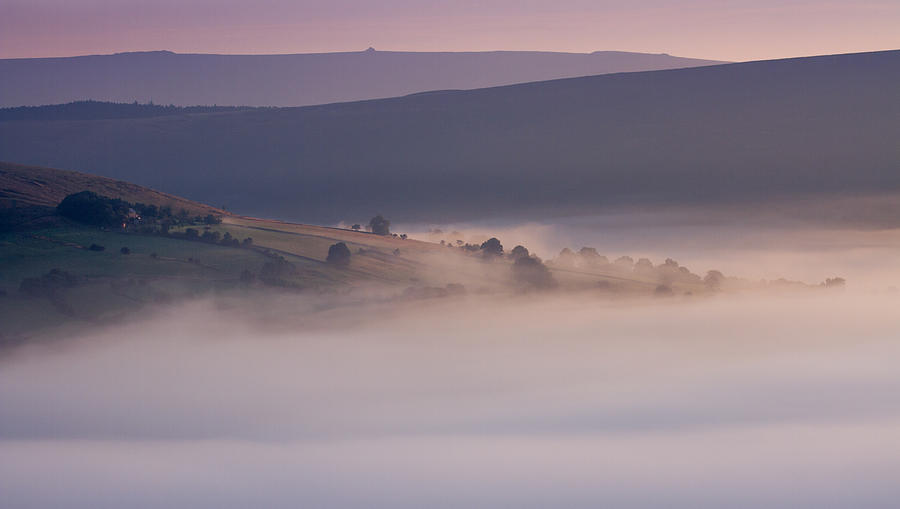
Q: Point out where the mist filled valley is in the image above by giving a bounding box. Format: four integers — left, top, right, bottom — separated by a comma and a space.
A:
3, 288, 900, 508
3, 3, 900, 505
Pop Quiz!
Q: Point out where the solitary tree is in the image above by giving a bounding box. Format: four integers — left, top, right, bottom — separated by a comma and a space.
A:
509, 245, 530, 260
480, 237, 503, 258
326, 242, 352, 266
368, 215, 391, 235
704, 270, 725, 290
552, 248, 579, 268
824, 277, 846, 288
579, 247, 608, 266
512, 256, 557, 290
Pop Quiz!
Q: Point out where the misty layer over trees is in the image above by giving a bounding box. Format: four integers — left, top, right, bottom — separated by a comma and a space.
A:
1, 50, 897, 224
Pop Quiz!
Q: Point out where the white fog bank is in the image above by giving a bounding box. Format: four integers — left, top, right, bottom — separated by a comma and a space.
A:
2, 292, 900, 508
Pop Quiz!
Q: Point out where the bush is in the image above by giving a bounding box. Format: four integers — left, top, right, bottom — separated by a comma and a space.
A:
654, 284, 674, 297
120, 246, 131, 255
88, 243, 105, 251
201, 230, 221, 243
824, 277, 846, 288
326, 242, 352, 266
259, 256, 296, 284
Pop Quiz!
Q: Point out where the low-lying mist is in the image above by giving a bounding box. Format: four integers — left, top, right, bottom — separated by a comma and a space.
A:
3, 290, 900, 508
405, 206, 900, 290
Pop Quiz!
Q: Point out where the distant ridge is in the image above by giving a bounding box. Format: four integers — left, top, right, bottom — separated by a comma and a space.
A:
0, 101, 256, 122
0, 49, 725, 107
0, 50, 897, 225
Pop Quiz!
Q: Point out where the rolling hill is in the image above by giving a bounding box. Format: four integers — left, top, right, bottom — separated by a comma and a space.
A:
0, 49, 724, 108
0, 50, 898, 226
1, 164, 748, 342
0, 161, 224, 214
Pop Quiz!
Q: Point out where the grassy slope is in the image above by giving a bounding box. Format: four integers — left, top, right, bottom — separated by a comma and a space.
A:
0, 163, 715, 341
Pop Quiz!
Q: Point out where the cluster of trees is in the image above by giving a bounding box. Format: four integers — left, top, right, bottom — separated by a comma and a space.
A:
468, 237, 557, 290
512, 255, 557, 290
57, 191, 132, 228
549, 248, 709, 287
57, 191, 223, 230
176, 228, 252, 248
0, 100, 253, 122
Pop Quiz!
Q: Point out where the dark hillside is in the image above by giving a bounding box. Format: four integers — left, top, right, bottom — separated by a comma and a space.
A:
0, 50, 897, 224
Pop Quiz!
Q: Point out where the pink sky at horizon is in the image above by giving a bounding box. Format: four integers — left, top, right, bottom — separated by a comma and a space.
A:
1, 0, 898, 61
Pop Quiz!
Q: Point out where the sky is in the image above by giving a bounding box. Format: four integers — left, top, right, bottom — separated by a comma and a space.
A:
1, 0, 898, 61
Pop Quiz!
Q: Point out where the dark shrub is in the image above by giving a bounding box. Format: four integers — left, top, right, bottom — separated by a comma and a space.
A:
259, 256, 296, 284
120, 246, 131, 255
326, 242, 352, 266
654, 284, 674, 296
824, 277, 846, 288
88, 243, 105, 251
242, 237, 253, 247
351, 224, 361, 231
201, 230, 220, 243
